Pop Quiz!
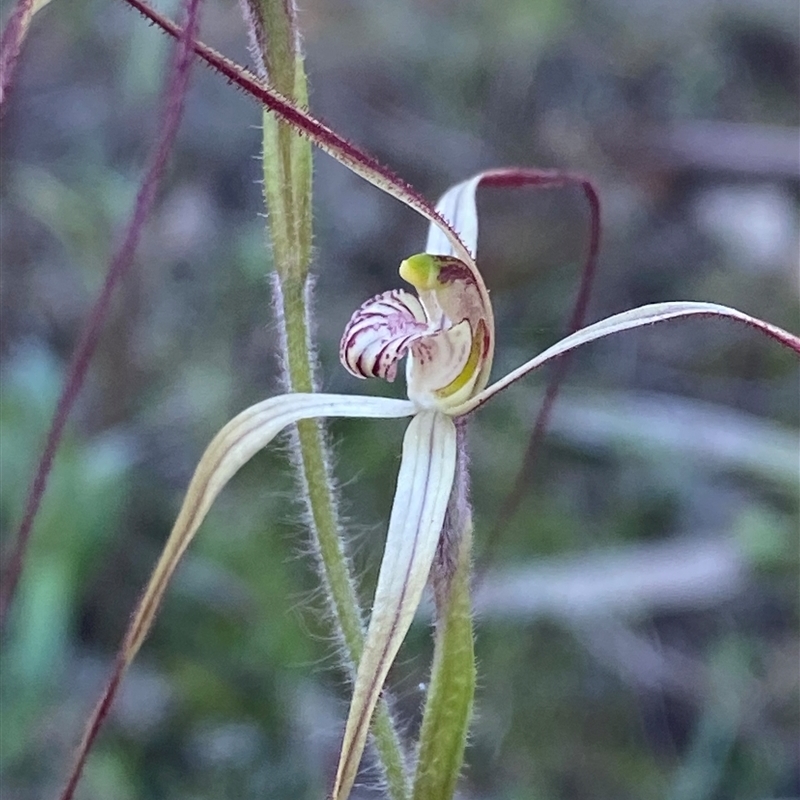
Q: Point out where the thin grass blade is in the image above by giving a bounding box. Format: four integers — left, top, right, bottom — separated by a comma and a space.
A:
0, 0, 201, 630
0, 0, 54, 110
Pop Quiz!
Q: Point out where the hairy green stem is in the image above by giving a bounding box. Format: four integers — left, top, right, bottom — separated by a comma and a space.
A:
277, 276, 410, 800
412, 516, 475, 800
246, 1, 409, 793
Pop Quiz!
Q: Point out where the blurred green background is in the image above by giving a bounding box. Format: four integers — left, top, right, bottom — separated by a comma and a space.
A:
1, 0, 798, 798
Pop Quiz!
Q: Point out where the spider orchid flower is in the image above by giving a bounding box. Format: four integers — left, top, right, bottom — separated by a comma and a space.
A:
327, 172, 800, 799
66, 169, 800, 800
13, 3, 792, 796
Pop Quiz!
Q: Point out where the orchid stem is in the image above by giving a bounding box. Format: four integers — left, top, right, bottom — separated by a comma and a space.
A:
249, 1, 408, 792
413, 520, 475, 800
275, 275, 410, 800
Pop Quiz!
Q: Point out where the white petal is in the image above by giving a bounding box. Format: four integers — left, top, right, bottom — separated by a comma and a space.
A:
424, 167, 599, 260
123, 393, 416, 658
455, 301, 800, 415
425, 174, 483, 258
331, 410, 458, 800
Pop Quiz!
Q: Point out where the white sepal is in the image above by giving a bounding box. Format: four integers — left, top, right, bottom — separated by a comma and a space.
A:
123, 393, 416, 658
425, 174, 482, 258
456, 301, 800, 416
331, 410, 458, 800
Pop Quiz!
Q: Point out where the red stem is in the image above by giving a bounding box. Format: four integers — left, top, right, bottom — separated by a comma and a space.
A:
0, 0, 201, 633
54, 5, 202, 793
0, 0, 35, 113
473, 169, 601, 579
120, 0, 465, 251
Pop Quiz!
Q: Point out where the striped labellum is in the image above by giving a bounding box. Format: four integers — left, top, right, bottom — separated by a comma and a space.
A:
340, 253, 494, 412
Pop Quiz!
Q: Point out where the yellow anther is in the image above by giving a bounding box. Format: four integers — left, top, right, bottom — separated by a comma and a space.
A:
399, 254, 441, 291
